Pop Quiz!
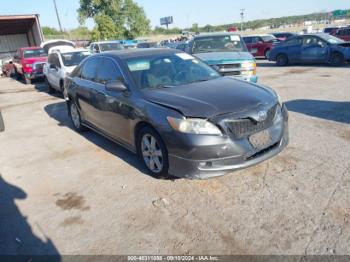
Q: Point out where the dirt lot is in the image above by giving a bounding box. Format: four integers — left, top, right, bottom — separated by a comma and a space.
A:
0, 61, 349, 256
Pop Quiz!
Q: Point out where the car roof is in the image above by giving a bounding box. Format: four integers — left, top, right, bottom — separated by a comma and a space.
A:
91, 41, 122, 44
20, 46, 42, 50
51, 48, 89, 54
243, 34, 274, 38
94, 48, 181, 60
194, 32, 241, 39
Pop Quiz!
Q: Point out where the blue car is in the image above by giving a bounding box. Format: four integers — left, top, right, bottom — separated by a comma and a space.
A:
269, 34, 350, 66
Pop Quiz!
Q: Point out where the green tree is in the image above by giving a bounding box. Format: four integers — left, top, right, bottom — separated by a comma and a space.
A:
191, 23, 199, 33
78, 0, 151, 40
42, 26, 61, 36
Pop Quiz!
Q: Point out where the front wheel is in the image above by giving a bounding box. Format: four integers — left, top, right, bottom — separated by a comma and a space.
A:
69, 102, 87, 132
330, 52, 344, 67
264, 49, 271, 59
23, 76, 31, 85
276, 54, 289, 66
137, 127, 169, 178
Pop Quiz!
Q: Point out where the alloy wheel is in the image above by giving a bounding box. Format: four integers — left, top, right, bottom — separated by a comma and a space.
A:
70, 103, 81, 129
141, 134, 163, 173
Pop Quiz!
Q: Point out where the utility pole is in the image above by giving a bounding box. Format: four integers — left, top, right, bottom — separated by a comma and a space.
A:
240, 9, 245, 31
53, 0, 63, 33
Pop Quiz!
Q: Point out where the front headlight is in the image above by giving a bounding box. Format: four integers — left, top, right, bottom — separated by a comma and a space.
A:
241, 61, 256, 70
167, 117, 222, 135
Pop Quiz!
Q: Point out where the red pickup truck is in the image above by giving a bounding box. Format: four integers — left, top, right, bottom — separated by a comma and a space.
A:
333, 27, 350, 42
243, 34, 278, 59
13, 47, 47, 84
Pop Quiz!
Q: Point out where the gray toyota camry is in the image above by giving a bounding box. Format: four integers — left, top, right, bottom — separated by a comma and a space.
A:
65, 48, 289, 179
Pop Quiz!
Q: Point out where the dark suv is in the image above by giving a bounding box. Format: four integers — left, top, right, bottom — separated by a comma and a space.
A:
65, 49, 289, 179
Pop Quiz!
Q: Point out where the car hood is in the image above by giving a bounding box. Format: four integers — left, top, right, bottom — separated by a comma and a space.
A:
143, 77, 276, 118
336, 42, 350, 48
193, 52, 254, 65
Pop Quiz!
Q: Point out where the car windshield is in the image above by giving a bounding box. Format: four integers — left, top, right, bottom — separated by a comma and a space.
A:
192, 35, 246, 53
99, 43, 124, 52
61, 51, 91, 67
23, 49, 46, 58
320, 34, 344, 44
261, 35, 277, 42
126, 53, 220, 89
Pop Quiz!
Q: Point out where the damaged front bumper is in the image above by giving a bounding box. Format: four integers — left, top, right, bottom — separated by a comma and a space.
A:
166, 104, 289, 179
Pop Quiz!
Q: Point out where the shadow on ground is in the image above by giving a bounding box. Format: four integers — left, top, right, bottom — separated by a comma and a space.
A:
0, 175, 61, 260
286, 99, 350, 124
44, 102, 175, 180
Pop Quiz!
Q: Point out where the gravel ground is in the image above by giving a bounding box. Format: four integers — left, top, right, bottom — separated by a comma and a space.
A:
0, 61, 349, 256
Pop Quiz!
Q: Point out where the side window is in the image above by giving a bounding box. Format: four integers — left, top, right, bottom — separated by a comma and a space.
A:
94, 44, 100, 53
244, 37, 252, 44
81, 58, 99, 81
53, 54, 61, 68
48, 54, 54, 64
96, 58, 124, 85
285, 37, 302, 46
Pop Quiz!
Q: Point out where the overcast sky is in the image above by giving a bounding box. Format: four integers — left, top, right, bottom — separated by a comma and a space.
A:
1, 0, 349, 29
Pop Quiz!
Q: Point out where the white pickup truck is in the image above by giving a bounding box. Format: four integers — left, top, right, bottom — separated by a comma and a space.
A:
43, 42, 91, 95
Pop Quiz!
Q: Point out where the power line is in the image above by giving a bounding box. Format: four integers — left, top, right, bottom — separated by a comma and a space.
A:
53, 0, 63, 33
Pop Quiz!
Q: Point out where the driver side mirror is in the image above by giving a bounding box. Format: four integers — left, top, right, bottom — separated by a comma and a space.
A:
50, 64, 57, 70
105, 80, 128, 92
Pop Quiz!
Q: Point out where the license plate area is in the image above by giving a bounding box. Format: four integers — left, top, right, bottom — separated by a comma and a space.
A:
249, 129, 272, 150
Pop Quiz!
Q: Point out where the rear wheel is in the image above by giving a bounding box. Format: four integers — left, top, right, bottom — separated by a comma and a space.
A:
137, 127, 169, 178
69, 101, 87, 132
264, 49, 271, 59
276, 54, 289, 66
330, 52, 344, 67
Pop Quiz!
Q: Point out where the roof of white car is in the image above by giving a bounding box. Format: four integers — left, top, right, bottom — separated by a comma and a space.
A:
49, 46, 89, 54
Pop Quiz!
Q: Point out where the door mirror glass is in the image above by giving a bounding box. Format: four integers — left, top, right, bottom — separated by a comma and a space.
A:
105, 80, 127, 92
50, 64, 56, 69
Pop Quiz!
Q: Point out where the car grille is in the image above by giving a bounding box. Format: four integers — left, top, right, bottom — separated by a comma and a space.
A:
216, 64, 241, 76
223, 104, 278, 139
34, 63, 45, 72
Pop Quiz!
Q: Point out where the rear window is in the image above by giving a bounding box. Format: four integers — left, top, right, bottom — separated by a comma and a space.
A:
23, 49, 46, 58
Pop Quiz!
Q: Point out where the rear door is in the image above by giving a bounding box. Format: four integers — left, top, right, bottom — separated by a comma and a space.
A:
74, 57, 100, 124
301, 36, 329, 63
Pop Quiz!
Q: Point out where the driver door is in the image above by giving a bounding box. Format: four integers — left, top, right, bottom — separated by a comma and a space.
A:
301, 36, 329, 63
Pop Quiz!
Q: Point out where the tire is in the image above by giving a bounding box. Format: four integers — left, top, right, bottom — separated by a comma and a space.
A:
276, 54, 289, 66
45, 77, 55, 94
24, 76, 31, 85
68, 101, 87, 132
330, 52, 344, 67
264, 49, 271, 59
15, 68, 22, 81
137, 127, 169, 178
